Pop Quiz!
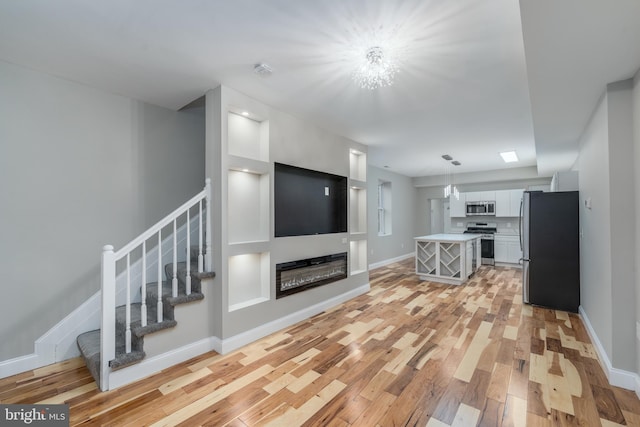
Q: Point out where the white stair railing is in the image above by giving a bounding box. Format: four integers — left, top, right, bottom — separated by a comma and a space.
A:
100, 178, 212, 391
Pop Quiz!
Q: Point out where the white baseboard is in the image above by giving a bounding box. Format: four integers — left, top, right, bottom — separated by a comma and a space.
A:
0, 353, 42, 379
216, 284, 371, 355
579, 306, 640, 397
108, 336, 219, 390
369, 252, 414, 270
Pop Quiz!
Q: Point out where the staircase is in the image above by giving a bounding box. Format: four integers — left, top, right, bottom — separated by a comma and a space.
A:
77, 251, 214, 386
77, 179, 214, 391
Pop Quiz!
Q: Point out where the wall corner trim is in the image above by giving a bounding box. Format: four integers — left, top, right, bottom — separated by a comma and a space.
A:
579, 306, 640, 397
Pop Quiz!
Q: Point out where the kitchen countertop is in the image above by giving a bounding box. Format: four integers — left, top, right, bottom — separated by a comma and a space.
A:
414, 233, 482, 243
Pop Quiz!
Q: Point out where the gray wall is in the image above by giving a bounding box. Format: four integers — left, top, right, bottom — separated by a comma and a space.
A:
367, 166, 417, 266
634, 69, 640, 376
0, 60, 205, 360
577, 80, 637, 372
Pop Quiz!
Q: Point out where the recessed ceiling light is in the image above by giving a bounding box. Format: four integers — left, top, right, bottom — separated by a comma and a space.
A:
241, 111, 249, 116
451, 161, 461, 166
441, 154, 453, 161
500, 151, 519, 163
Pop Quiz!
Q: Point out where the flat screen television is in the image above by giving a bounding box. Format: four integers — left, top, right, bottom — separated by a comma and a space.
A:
274, 163, 347, 237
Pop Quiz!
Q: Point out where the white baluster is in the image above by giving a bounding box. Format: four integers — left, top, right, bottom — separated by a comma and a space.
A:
198, 199, 203, 273
100, 245, 116, 392
141, 241, 147, 327
172, 219, 178, 298
186, 209, 191, 295
205, 178, 212, 272
125, 253, 131, 354
157, 230, 163, 323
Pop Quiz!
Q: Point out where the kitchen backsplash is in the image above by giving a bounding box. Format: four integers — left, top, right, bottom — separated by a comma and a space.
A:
449, 216, 520, 235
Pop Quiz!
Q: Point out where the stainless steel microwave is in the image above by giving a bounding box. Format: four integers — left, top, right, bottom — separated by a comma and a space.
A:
466, 201, 496, 216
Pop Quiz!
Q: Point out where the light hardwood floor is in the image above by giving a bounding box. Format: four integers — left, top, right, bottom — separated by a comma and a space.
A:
2, 260, 640, 426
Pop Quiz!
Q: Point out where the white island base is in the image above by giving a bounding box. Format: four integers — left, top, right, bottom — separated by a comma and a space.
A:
414, 234, 482, 285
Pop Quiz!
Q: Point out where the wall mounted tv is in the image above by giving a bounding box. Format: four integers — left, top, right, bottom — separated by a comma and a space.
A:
274, 162, 347, 237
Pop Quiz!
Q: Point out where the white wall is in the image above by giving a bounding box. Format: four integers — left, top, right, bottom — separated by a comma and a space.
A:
577, 93, 613, 362
577, 80, 638, 374
367, 166, 417, 266
0, 60, 205, 360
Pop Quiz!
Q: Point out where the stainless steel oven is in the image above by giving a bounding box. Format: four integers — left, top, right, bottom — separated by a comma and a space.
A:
464, 222, 496, 265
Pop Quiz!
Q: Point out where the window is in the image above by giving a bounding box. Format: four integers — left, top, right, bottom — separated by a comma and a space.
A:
377, 180, 392, 236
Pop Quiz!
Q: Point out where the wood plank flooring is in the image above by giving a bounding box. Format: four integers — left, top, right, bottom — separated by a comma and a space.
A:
2, 260, 640, 426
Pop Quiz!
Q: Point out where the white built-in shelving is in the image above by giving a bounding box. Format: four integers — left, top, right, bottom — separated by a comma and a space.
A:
226, 110, 271, 311
350, 240, 367, 276
228, 252, 270, 312
349, 149, 367, 275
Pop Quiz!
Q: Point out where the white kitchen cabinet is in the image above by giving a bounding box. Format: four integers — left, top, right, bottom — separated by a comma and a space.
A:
495, 190, 510, 216
494, 239, 508, 262
495, 189, 524, 217
465, 191, 495, 202
509, 189, 524, 216
507, 240, 522, 264
449, 193, 466, 217
495, 235, 522, 264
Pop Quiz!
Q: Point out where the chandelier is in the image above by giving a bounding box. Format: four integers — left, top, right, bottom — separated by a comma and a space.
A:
353, 46, 399, 90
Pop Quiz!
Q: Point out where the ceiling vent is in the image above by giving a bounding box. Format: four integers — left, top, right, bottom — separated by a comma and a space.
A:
254, 63, 273, 77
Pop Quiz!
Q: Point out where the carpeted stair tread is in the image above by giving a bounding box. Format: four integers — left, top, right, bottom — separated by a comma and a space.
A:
115, 303, 177, 338
77, 330, 101, 384
145, 278, 205, 307
110, 350, 145, 370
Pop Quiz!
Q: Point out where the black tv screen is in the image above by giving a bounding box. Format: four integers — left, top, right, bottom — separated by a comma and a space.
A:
274, 163, 347, 237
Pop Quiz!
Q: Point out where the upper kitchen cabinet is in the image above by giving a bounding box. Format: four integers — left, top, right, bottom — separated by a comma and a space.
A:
495, 189, 524, 217
465, 191, 496, 202
450, 193, 466, 217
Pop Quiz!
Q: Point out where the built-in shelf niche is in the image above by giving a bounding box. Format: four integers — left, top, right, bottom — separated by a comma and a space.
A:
349, 185, 366, 234
228, 111, 269, 162
228, 252, 270, 312
228, 169, 269, 244
350, 240, 367, 276
349, 149, 366, 182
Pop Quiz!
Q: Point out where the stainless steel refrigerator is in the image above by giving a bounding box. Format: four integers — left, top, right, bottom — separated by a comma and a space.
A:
519, 191, 580, 312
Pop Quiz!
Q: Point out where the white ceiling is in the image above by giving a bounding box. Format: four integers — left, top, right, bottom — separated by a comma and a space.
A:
0, 0, 638, 178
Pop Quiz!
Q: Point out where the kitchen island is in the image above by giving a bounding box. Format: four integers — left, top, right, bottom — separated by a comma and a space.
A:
414, 234, 482, 285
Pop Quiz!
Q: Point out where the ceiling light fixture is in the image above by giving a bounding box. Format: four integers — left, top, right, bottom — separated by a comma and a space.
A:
353, 46, 398, 90
500, 151, 519, 163
241, 111, 249, 116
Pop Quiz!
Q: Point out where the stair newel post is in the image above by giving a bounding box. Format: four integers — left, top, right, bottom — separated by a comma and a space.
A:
125, 253, 132, 354
205, 177, 212, 272
198, 199, 203, 273
100, 245, 116, 392
186, 209, 192, 295
141, 241, 147, 327
157, 230, 163, 323
172, 219, 178, 298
